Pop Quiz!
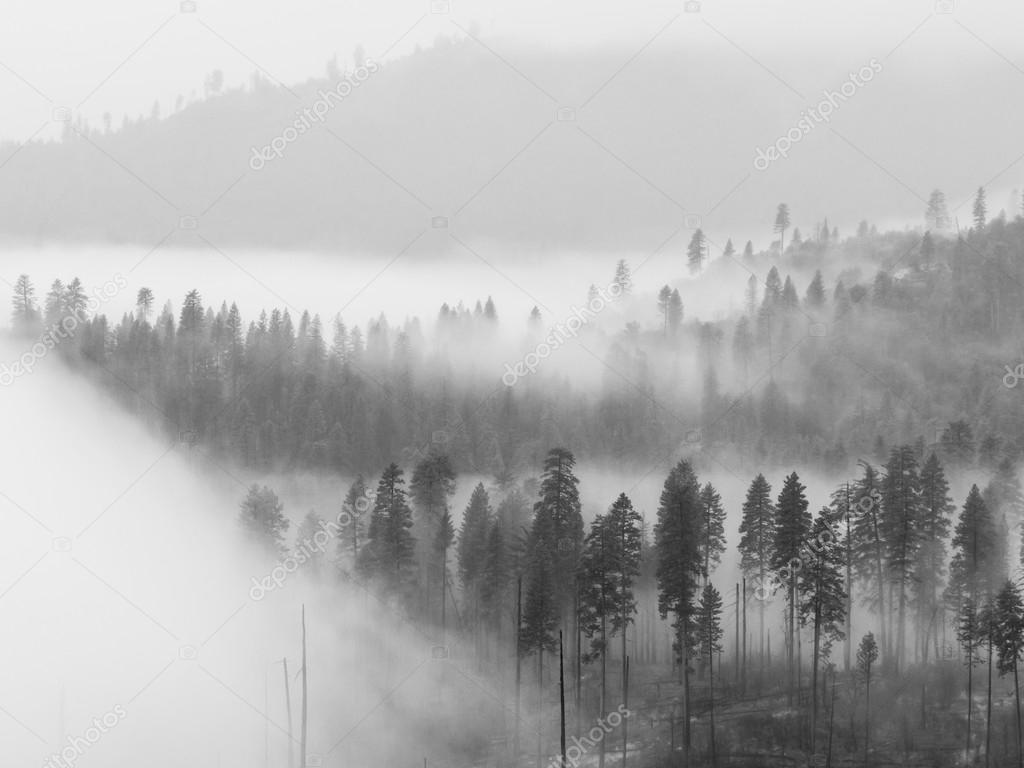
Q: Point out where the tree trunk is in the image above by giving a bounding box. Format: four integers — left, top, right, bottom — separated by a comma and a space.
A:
514, 577, 522, 760
537, 649, 544, 768
599, 613, 607, 768
1015, 662, 1022, 768
967, 641, 974, 766
811, 601, 821, 755
559, 632, 566, 768
864, 673, 870, 768
987, 637, 993, 768
622, 656, 630, 768
708, 641, 717, 768
300, 606, 307, 768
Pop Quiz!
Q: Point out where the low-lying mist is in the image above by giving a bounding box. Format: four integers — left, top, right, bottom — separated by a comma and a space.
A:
0, 338, 530, 768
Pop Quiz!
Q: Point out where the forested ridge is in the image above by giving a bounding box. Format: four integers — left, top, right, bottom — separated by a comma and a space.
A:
7, 193, 1024, 765
7, 192, 1024, 478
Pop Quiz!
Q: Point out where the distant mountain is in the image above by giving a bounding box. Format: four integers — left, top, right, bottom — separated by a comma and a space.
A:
0, 37, 1015, 252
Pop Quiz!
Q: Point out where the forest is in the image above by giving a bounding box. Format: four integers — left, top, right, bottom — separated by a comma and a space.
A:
7, 189, 1024, 767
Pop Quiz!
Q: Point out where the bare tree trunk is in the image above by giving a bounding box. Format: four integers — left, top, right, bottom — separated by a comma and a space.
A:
559, 632, 566, 768
742, 577, 748, 694
735, 583, 740, 685
599, 612, 607, 768
708, 641, 717, 768
811, 602, 821, 755
967, 641, 974, 766
622, 656, 630, 768
987, 637, 993, 768
537, 650, 544, 768
283, 658, 293, 768
1015, 662, 1022, 768
514, 577, 522, 761
864, 671, 871, 768
300, 606, 307, 768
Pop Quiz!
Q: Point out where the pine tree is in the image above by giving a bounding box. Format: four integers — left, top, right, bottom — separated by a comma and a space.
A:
687, 229, 707, 274
849, 461, 887, 661
239, 484, 290, 556
925, 188, 950, 231
880, 445, 922, 672
738, 474, 774, 662
696, 583, 724, 766
532, 448, 584, 616
654, 459, 702, 756
295, 510, 328, 579
973, 186, 987, 230
799, 510, 846, 753
773, 471, 811, 700
613, 259, 632, 295
411, 454, 457, 614
135, 287, 155, 320
478, 516, 507, 632
338, 475, 368, 565
699, 482, 727, 582
435, 509, 456, 630
667, 290, 684, 336
947, 485, 999, 607
805, 270, 825, 308
774, 203, 791, 252
657, 286, 672, 336
359, 463, 416, 596
917, 453, 954, 661
941, 420, 975, 468
993, 580, 1024, 768
957, 598, 983, 764
856, 632, 879, 765
458, 483, 493, 621
10, 274, 37, 332
985, 458, 1024, 525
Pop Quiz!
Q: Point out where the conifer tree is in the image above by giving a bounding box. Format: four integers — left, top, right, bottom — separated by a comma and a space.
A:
696, 583, 724, 766
774, 203, 791, 252
338, 475, 368, 565
687, 229, 707, 274
993, 580, 1024, 768
917, 453, 954, 661
738, 474, 774, 662
799, 509, 846, 753
699, 482, 727, 583
458, 483, 493, 625
880, 445, 922, 672
849, 461, 887, 662
773, 471, 811, 700
654, 459, 702, 755
856, 632, 878, 765
239, 484, 289, 556
947, 485, 999, 607
358, 463, 416, 596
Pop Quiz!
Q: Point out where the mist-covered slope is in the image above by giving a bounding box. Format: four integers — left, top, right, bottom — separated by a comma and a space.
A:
0, 34, 1020, 252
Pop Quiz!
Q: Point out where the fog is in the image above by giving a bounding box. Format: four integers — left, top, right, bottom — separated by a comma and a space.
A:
0, 337, 540, 768
0, 325, 899, 767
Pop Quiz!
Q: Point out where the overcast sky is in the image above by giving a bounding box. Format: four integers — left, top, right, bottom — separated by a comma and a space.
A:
3, 0, 1023, 143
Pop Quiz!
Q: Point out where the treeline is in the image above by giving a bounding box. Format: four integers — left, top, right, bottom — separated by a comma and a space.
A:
240, 439, 1024, 766
9, 197, 1024, 477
